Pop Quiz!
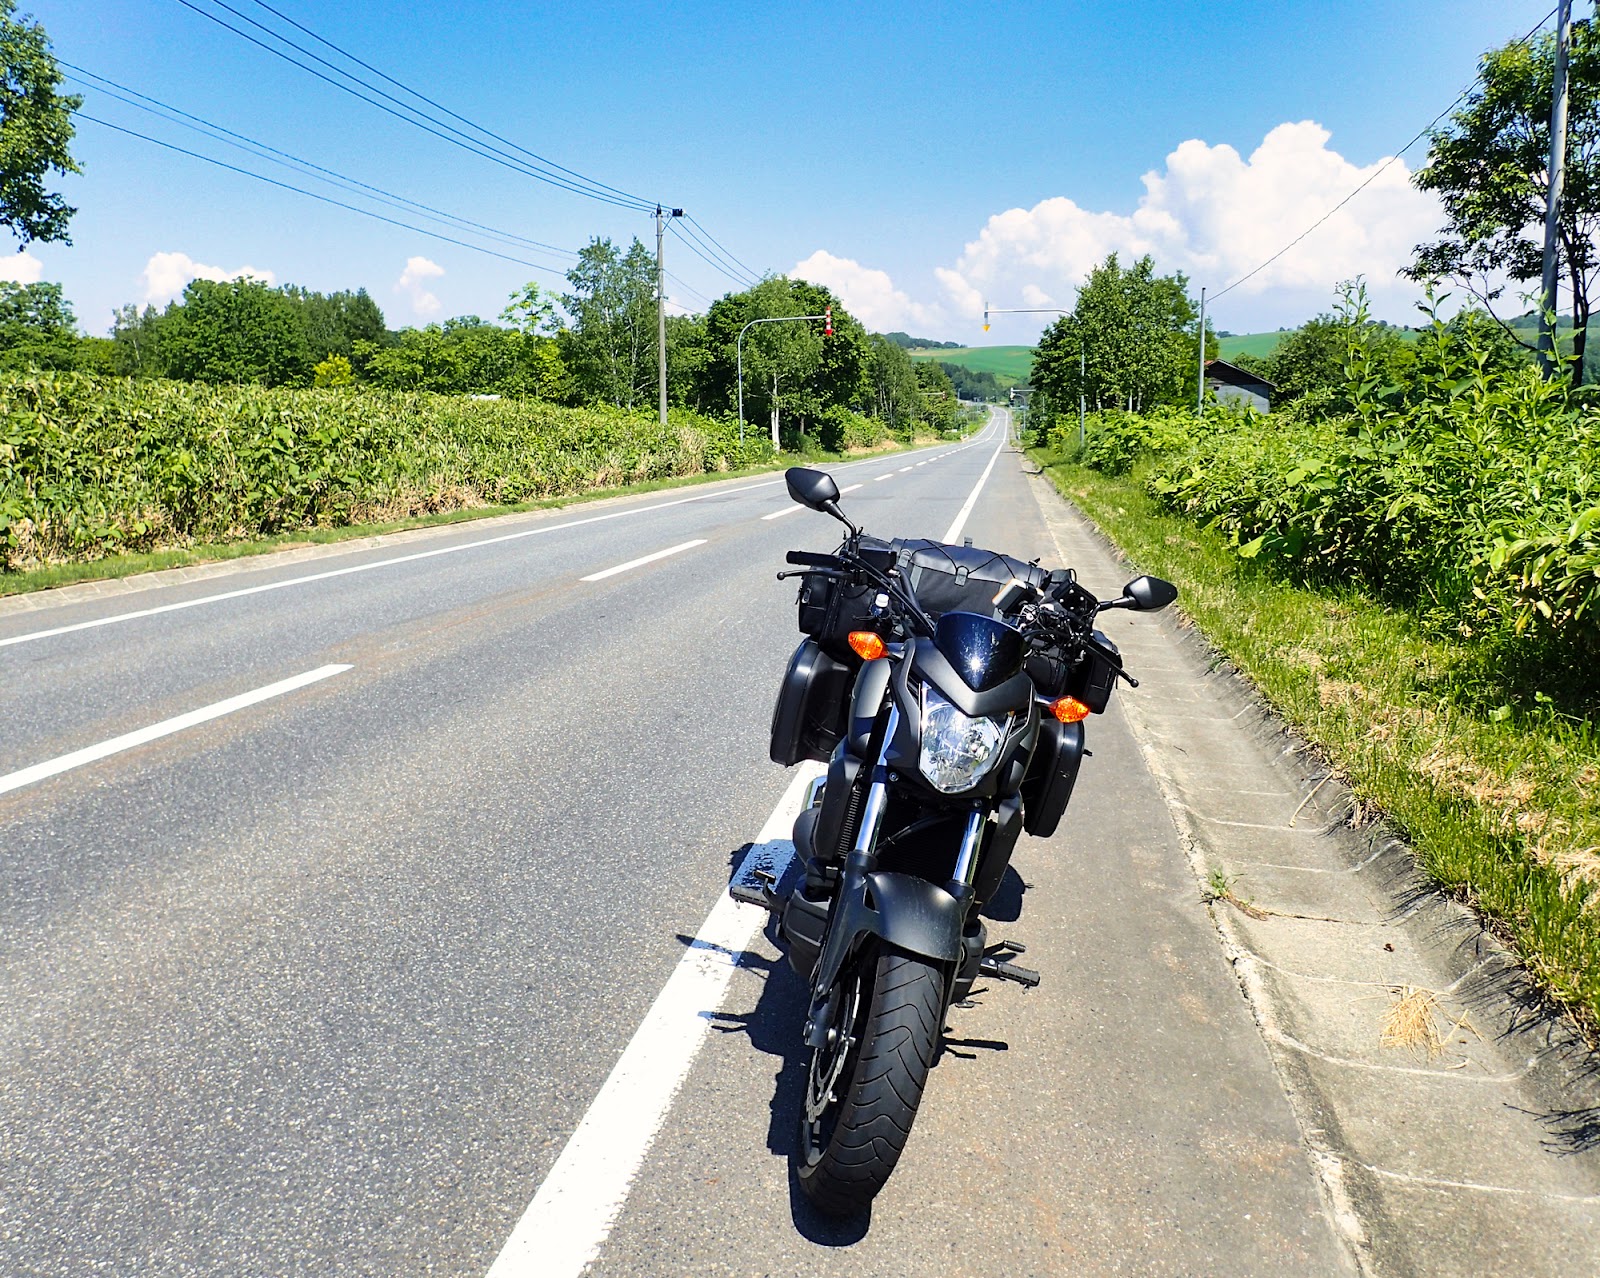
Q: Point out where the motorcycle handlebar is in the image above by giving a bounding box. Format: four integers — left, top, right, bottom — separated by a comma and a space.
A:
785, 550, 843, 568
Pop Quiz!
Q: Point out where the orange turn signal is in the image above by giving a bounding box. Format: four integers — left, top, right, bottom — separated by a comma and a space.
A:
1048, 695, 1091, 724
848, 631, 887, 661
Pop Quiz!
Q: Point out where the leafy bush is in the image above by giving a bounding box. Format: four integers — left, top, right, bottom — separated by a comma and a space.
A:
1140, 299, 1600, 654
0, 372, 775, 570
1048, 407, 1199, 475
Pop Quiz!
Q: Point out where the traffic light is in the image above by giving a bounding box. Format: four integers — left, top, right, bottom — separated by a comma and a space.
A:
824, 305, 833, 337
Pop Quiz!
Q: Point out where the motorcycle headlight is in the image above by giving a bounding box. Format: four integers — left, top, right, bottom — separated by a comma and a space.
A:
919, 686, 1007, 794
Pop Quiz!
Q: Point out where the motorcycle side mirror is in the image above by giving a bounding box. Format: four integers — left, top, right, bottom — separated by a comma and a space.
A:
784, 466, 857, 534
1116, 575, 1178, 612
786, 467, 840, 510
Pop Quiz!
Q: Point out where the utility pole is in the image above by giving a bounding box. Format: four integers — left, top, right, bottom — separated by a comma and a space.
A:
1196, 285, 1207, 413
1079, 347, 1086, 449
656, 206, 683, 427
1538, 0, 1572, 378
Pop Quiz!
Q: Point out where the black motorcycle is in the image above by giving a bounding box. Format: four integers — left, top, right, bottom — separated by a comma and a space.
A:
732, 466, 1177, 1216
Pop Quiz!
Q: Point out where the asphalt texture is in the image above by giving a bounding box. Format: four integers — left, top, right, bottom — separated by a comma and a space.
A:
16, 408, 1583, 1275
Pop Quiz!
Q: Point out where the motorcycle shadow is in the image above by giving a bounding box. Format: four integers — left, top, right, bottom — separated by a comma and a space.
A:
689, 859, 1029, 1241
690, 859, 872, 1242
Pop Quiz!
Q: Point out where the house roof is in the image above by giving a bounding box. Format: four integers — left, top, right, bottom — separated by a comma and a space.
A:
1204, 358, 1276, 390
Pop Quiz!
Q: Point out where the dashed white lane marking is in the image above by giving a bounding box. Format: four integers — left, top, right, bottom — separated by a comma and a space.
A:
486, 763, 825, 1278
898, 466, 913, 472
942, 436, 1006, 543
874, 474, 894, 482
578, 539, 706, 582
840, 483, 864, 494
0, 664, 351, 797
761, 505, 802, 521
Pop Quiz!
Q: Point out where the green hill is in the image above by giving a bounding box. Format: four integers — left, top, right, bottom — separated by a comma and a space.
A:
906, 345, 1034, 382
1216, 332, 1287, 361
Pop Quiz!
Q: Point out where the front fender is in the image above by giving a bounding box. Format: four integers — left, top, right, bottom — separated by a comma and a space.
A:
811, 870, 965, 995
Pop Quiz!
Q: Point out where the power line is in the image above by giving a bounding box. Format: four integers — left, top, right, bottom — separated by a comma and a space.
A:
664, 269, 714, 308
246, 0, 656, 213
192, 0, 654, 211
171, 0, 656, 211
667, 220, 754, 290
681, 214, 762, 285
1210, 4, 1561, 303
78, 113, 570, 279
674, 218, 758, 286
67, 64, 579, 261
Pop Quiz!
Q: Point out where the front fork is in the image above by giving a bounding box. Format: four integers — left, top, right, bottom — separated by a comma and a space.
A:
804, 701, 985, 1047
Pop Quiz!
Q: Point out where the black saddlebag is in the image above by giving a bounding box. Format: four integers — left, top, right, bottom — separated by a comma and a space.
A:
793, 536, 897, 661
1020, 716, 1085, 838
770, 638, 853, 765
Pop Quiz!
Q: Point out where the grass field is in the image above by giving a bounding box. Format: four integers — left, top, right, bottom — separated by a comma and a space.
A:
906, 345, 1034, 381
1215, 332, 1287, 361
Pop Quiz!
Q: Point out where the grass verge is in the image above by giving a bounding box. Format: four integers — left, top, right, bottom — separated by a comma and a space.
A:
0, 440, 919, 601
1034, 451, 1600, 1034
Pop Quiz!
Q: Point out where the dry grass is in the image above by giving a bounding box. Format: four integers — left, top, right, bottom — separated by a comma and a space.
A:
1380, 986, 1479, 1059
1380, 986, 1449, 1058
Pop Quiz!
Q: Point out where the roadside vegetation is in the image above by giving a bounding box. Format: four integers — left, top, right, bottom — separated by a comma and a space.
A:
1027, 290, 1600, 1029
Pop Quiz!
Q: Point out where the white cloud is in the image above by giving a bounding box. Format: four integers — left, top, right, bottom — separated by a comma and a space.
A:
790, 249, 942, 333
140, 251, 275, 304
938, 121, 1446, 332
396, 255, 445, 317
0, 250, 44, 285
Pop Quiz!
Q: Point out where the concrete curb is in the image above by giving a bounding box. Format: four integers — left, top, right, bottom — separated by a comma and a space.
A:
1024, 460, 1600, 1276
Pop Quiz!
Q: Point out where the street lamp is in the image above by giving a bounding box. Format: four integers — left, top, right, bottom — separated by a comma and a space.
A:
737, 308, 831, 447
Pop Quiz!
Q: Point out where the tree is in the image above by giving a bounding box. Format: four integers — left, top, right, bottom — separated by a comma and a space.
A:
0, 0, 80, 245
284, 285, 387, 360
867, 334, 924, 430
1032, 253, 1202, 423
109, 302, 167, 377
1407, 20, 1600, 386
159, 277, 313, 386
559, 237, 658, 408
501, 280, 559, 336
700, 277, 870, 443
0, 278, 74, 368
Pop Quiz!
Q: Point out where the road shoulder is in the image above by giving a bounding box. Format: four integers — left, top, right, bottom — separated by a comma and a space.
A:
1028, 467, 1600, 1276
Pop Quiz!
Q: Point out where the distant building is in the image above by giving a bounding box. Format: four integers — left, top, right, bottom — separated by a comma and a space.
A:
1205, 359, 1273, 413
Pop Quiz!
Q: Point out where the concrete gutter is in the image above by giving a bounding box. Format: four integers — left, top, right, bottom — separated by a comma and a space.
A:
1028, 470, 1600, 1276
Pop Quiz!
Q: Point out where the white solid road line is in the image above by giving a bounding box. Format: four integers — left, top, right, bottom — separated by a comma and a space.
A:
0, 447, 919, 652
579, 539, 707, 582
0, 664, 352, 797
942, 436, 1007, 543
486, 762, 825, 1278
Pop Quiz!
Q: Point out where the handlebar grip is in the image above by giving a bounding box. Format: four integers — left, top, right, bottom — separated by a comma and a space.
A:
785, 550, 841, 567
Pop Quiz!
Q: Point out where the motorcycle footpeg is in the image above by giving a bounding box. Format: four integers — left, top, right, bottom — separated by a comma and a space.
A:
728, 881, 781, 913
978, 956, 1041, 989
985, 938, 1027, 956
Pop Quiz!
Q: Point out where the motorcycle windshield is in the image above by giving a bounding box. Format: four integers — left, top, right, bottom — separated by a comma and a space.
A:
933, 610, 1024, 692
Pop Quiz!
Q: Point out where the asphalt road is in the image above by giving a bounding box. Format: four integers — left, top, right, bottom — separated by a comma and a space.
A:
0, 411, 1348, 1275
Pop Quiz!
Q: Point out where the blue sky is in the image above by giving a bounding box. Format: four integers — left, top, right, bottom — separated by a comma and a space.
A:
17, 0, 1561, 343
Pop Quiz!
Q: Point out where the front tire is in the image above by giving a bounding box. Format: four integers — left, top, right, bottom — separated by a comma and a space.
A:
795, 944, 945, 1215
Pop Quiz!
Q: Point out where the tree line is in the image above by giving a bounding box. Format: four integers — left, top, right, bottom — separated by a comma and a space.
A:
0, 233, 962, 450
